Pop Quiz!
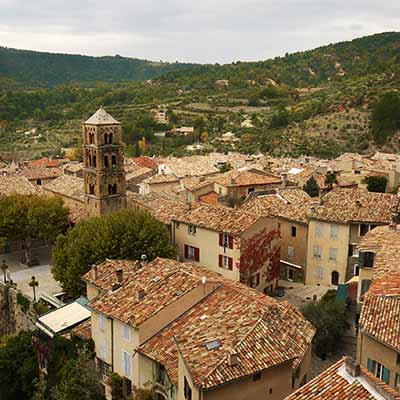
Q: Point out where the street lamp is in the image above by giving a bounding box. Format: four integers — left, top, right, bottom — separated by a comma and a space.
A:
1, 260, 8, 283
29, 276, 39, 302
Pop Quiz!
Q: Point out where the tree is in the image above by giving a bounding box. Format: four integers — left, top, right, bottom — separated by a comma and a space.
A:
269, 107, 289, 128
52, 208, 176, 295
302, 294, 350, 359
52, 350, 104, 400
371, 92, 400, 144
0, 332, 39, 400
324, 171, 338, 190
365, 176, 388, 193
303, 176, 320, 197
0, 195, 69, 265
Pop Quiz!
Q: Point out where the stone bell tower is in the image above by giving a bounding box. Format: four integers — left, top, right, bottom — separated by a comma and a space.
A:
83, 107, 127, 215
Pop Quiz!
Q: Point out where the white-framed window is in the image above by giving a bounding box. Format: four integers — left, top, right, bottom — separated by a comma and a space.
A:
188, 245, 196, 259
99, 314, 106, 332
122, 351, 131, 377
329, 248, 338, 261
313, 245, 322, 258
315, 222, 324, 237
122, 323, 130, 341
99, 340, 107, 360
222, 255, 230, 268
316, 267, 324, 279
288, 246, 295, 259
330, 224, 339, 240
188, 225, 197, 236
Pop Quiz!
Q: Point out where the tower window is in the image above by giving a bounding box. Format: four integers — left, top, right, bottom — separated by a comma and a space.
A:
108, 184, 118, 195
89, 184, 95, 195
109, 133, 113, 144
93, 154, 97, 168
88, 154, 92, 167
112, 155, 117, 168
104, 155, 109, 168
104, 132, 108, 144
89, 132, 94, 144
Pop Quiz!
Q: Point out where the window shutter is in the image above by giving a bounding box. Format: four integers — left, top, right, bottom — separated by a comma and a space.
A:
219, 233, 223, 247
383, 367, 390, 385
219, 255, 222, 268
184, 245, 188, 258
228, 235, 233, 249
359, 252, 366, 267
228, 257, 233, 270
194, 247, 200, 262
367, 358, 373, 373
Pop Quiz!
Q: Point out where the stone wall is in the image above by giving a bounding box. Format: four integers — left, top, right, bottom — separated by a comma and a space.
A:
0, 281, 36, 336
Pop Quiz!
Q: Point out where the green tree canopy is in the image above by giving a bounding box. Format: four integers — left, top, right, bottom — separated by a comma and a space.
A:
303, 176, 320, 198
52, 350, 104, 400
324, 171, 338, 190
365, 175, 388, 193
302, 293, 350, 358
0, 332, 39, 400
0, 194, 69, 265
52, 208, 176, 295
371, 92, 400, 144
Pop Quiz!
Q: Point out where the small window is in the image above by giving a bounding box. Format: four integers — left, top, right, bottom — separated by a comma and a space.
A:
330, 224, 339, 240
122, 324, 130, 341
184, 376, 192, 400
288, 246, 294, 259
248, 187, 255, 194
205, 340, 221, 351
99, 314, 106, 332
188, 225, 197, 236
315, 222, 324, 237
291, 226, 297, 237
176, 222, 180, 229
313, 245, 322, 258
359, 224, 370, 237
111, 155, 117, 168
396, 353, 400, 365
253, 372, 262, 381
223, 233, 229, 247
122, 351, 131, 376
36, 179, 42, 186
329, 248, 338, 261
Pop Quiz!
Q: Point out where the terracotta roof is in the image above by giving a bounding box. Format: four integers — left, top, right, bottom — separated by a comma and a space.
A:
0, 175, 36, 196
27, 157, 60, 168
198, 191, 219, 205
63, 162, 84, 174
71, 319, 92, 340
20, 167, 62, 181
144, 173, 179, 185
358, 225, 400, 353
174, 203, 260, 235
309, 187, 393, 224
285, 357, 400, 400
83, 259, 141, 292
127, 192, 188, 225
244, 188, 315, 224
62, 197, 90, 224
214, 169, 282, 187
135, 260, 315, 389
125, 166, 153, 182
130, 156, 158, 170
43, 175, 84, 202
85, 107, 120, 125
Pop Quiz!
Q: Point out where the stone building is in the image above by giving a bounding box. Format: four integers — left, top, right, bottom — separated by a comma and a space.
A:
83, 107, 127, 216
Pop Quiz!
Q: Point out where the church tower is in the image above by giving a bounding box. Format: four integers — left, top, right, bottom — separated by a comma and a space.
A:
83, 107, 127, 215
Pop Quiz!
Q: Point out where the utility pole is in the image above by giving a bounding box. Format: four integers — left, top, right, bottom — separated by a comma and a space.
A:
29, 276, 39, 302
1, 260, 8, 283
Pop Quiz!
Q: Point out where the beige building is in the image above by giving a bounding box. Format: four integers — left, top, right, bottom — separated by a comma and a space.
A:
244, 188, 316, 283
84, 258, 315, 400
306, 187, 392, 287
139, 173, 180, 195
356, 222, 400, 392
172, 203, 281, 292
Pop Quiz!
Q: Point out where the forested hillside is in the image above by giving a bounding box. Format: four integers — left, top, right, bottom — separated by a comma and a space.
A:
0, 47, 194, 87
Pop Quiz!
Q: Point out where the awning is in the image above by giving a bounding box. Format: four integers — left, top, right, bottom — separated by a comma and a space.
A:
280, 259, 303, 269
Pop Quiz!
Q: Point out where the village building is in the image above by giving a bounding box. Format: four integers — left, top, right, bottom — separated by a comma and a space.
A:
356, 220, 400, 391
153, 107, 168, 124
63, 161, 84, 178
84, 257, 315, 400
244, 188, 316, 283
285, 357, 400, 400
172, 203, 280, 292
20, 166, 62, 186
306, 187, 392, 287
139, 172, 180, 195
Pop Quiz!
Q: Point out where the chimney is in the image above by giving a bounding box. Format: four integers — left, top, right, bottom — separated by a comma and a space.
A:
136, 288, 145, 301
318, 190, 324, 206
186, 202, 192, 211
227, 352, 239, 367
345, 357, 360, 377
116, 269, 123, 284
140, 254, 148, 267
111, 282, 121, 292
281, 173, 288, 188
92, 264, 98, 280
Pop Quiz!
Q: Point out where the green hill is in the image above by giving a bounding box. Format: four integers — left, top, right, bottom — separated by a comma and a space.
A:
160, 32, 400, 87
0, 47, 195, 87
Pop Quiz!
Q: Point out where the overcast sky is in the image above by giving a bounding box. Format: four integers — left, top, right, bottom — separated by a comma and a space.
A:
0, 0, 399, 64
